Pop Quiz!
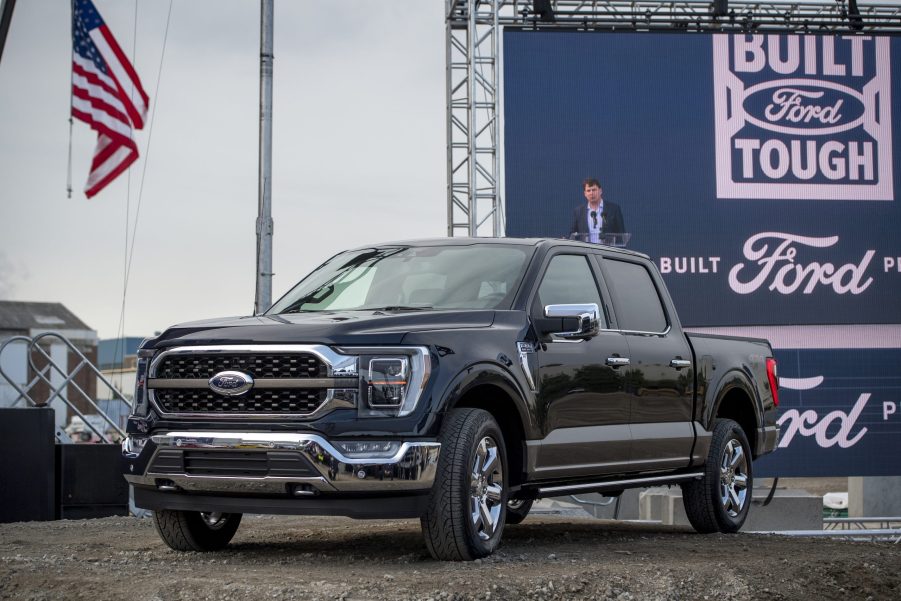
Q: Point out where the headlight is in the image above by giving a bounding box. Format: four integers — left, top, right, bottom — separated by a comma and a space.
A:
368, 357, 409, 407
339, 346, 431, 418
132, 347, 155, 416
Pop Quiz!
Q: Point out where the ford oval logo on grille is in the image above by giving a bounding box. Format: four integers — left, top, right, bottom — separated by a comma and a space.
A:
209, 371, 254, 396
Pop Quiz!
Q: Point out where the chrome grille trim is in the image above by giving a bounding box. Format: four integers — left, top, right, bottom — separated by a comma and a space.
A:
149, 344, 359, 378
148, 377, 358, 389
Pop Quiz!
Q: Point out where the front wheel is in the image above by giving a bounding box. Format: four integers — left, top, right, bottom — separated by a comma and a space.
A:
152, 510, 242, 551
682, 419, 753, 533
420, 408, 508, 561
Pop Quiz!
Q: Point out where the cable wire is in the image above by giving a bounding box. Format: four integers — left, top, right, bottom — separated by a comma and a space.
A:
112, 0, 141, 386
114, 0, 174, 371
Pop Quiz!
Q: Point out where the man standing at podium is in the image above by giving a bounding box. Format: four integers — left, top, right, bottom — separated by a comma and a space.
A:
570, 177, 625, 243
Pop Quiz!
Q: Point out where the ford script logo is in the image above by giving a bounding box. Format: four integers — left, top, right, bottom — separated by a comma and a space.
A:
742, 80, 865, 136
209, 370, 254, 396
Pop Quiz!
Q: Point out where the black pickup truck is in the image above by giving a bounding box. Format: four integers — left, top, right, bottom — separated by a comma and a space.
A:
123, 238, 779, 560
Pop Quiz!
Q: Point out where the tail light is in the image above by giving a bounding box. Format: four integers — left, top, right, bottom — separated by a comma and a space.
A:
766, 357, 779, 407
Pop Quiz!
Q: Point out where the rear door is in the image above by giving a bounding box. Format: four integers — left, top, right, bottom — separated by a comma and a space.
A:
597, 256, 696, 472
530, 251, 632, 479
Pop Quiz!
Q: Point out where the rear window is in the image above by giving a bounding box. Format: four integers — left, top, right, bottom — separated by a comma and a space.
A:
603, 259, 667, 333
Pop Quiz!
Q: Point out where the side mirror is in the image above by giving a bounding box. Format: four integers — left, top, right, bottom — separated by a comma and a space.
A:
537, 303, 601, 340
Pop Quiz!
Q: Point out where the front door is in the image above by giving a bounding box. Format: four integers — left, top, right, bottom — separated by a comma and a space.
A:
530, 252, 632, 479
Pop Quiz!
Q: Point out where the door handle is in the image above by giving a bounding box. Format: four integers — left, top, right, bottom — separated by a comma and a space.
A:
670, 359, 692, 369
606, 356, 631, 367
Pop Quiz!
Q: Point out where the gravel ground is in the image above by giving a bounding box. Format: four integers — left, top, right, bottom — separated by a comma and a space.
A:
1, 514, 899, 601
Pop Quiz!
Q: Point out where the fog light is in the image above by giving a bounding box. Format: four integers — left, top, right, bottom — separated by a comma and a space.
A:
334, 440, 401, 459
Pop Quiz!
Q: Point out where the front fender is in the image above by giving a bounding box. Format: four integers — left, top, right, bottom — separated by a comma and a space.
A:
437, 362, 538, 439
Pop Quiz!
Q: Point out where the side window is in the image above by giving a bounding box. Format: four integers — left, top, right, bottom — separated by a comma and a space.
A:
536, 254, 603, 319
603, 259, 667, 333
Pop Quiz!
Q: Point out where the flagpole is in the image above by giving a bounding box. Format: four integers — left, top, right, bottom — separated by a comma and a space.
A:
0, 0, 16, 64
67, 0, 74, 198
254, 0, 274, 315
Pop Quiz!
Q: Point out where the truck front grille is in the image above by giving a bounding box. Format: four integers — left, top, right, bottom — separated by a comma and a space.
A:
156, 352, 326, 379
150, 449, 318, 478
155, 388, 328, 414
147, 346, 358, 418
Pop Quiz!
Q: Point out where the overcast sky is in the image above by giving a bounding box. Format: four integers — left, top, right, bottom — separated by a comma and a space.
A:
3, 1, 892, 342
0, 0, 446, 340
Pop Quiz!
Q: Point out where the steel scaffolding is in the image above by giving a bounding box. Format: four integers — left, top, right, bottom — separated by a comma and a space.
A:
445, 0, 901, 237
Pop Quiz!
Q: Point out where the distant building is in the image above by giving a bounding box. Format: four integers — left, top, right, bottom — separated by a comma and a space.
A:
0, 301, 98, 429
98, 336, 144, 371
96, 337, 144, 428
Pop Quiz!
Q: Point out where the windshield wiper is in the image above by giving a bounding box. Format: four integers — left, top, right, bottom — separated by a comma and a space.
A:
361, 305, 433, 312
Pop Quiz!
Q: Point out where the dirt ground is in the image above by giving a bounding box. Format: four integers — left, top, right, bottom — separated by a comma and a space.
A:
1, 513, 899, 601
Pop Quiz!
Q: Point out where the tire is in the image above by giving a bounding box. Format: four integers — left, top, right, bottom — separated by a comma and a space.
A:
420, 408, 508, 561
505, 498, 533, 525
152, 510, 242, 551
682, 419, 753, 534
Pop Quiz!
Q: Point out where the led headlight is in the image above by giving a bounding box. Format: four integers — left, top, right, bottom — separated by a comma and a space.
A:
341, 346, 431, 418
132, 347, 155, 416
368, 358, 409, 408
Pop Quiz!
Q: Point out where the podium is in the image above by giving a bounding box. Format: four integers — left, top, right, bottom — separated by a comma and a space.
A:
569, 232, 632, 248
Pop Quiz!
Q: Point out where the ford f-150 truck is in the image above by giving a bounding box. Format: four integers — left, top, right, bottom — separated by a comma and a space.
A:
123, 238, 779, 560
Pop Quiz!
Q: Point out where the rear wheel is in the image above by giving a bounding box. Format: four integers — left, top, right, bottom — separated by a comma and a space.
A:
682, 419, 753, 533
152, 510, 242, 551
421, 408, 508, 560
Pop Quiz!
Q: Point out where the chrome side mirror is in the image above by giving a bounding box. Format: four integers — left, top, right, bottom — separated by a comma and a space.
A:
543, 303, 600, 339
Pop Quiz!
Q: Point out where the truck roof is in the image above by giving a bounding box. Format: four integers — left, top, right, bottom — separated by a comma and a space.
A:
345, 237, 652, 261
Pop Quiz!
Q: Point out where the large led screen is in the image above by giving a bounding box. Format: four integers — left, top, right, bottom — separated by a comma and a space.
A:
503, 31, 901, 477
504, 31, 900, 327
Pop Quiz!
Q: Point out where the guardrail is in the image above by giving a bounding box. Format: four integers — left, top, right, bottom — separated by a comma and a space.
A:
0, 332, 127, 443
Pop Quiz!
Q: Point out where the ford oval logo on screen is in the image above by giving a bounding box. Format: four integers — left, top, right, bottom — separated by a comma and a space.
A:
209, 370, 254, 396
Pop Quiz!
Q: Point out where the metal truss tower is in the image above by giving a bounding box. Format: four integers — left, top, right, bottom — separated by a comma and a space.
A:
445, 0, 502, 238
445, 0, 901, 237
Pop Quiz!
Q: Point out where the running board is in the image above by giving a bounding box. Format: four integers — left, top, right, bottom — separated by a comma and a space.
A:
537, 472, 704, 496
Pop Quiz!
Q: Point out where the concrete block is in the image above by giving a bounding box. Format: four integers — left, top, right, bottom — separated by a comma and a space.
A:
639, 487, 822, 531
848, 477, 901, 517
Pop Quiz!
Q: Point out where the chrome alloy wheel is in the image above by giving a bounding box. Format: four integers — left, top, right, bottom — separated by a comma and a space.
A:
470, 436, 504, 541
719, 438, 749, 517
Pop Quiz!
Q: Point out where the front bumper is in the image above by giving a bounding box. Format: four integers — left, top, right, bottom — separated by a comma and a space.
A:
123, 431, 440, 497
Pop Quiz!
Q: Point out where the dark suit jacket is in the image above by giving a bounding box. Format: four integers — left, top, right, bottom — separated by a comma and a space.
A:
570, 201, 625, 236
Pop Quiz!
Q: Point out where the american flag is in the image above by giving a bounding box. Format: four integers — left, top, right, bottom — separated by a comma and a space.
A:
71, 0, 149, 198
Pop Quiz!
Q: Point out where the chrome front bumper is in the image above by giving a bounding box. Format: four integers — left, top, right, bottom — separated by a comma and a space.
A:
123, 431, 440, 495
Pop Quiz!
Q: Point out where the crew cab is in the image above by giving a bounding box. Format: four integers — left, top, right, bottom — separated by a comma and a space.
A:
122, 238, 779, 560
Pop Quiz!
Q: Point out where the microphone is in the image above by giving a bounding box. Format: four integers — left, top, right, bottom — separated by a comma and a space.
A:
590, 210, 598, 228
600, 210, 608, 234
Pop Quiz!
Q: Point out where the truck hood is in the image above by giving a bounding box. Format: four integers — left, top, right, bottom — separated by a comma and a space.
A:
148, 310, 497, 348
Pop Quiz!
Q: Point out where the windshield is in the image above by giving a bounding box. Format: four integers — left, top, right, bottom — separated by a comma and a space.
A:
268, 244, 533, 313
